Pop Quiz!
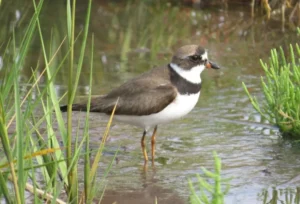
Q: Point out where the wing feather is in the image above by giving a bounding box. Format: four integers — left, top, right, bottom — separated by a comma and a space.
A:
65, 66, 176, 115
90, 80, 177, 115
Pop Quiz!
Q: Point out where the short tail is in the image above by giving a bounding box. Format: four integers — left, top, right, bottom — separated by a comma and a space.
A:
60, 104, 87, 112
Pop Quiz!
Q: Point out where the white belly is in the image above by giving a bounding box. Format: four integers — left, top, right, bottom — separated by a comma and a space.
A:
113, 92, 200, 131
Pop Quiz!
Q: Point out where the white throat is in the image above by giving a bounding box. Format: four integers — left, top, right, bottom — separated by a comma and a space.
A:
169, 63, 204, 84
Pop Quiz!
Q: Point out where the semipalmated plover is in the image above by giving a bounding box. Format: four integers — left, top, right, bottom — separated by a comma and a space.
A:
61, 45, 220, 161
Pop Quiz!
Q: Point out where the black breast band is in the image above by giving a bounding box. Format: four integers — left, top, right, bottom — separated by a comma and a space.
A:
168, 64, 202, 95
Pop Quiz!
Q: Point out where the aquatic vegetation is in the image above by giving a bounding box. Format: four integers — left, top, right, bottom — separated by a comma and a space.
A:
243, 44, 300, 139
260, 187, 300, 204
0, 0, 115, 203
188, 152, 230, 204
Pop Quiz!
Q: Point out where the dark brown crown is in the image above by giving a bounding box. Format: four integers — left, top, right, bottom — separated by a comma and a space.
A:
171, 45, 207, 70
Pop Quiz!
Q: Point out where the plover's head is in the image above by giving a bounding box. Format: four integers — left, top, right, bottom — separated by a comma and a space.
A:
170, 45, 220, 84
171, 45, 220, 71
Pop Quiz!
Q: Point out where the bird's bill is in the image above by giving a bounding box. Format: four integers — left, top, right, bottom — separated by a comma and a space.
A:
205, 61, 221, 69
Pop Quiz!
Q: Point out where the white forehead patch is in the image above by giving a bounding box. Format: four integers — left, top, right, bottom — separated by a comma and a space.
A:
201, 51, 208, 60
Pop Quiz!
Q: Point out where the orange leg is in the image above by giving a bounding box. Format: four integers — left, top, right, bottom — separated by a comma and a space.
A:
151, 126, 158, 161
141, 130, 148, 161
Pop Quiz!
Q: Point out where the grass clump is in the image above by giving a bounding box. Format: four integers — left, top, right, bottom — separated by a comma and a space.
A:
188, 152, 230, 204
243, 44, 300, 138
0, 0, 115, 203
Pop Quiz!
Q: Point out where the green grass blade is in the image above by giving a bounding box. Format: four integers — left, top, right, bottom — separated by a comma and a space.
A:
0, 171, 13, 203
84, 33, 94, 203
69, 0, 92, 103
14, 57, 25, 203
88, 100, 118, 201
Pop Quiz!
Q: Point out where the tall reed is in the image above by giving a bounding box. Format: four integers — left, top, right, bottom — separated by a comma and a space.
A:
0, 0, 115, 203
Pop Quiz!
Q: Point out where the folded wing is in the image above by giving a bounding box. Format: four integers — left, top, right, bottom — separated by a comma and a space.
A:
62, 78, 177, 116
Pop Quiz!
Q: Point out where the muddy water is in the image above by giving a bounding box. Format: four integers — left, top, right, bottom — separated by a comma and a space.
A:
1, 1, 300, 203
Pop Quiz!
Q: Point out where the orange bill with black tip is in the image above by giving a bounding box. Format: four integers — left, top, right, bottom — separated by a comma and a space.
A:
205, 61, 221, 69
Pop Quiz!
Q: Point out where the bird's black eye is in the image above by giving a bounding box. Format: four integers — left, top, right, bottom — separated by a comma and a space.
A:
189, 55, 202, 62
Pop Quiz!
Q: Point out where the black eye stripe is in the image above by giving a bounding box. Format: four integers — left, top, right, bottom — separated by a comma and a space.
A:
189, 55, 203, 61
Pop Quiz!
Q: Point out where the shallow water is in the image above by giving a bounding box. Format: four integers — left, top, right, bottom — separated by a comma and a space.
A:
1, 1, 300, 203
